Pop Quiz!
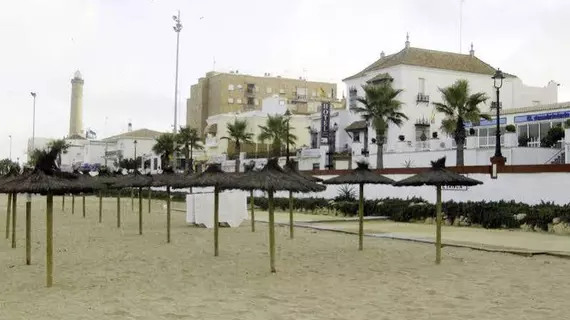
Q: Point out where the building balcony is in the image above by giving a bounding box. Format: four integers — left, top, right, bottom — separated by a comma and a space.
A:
490, 102, 503, 110
416, 93, 430, 103
291, 95, 308, 102
205, 137, 218, 147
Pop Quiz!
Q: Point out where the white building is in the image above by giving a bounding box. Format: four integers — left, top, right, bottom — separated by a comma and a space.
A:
330, 36, 564, 168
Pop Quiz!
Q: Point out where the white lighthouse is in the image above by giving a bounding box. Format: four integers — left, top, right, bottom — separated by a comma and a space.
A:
69, 70, 84, 137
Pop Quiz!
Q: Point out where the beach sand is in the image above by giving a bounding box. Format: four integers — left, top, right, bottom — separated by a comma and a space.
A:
1, 195, 569, 319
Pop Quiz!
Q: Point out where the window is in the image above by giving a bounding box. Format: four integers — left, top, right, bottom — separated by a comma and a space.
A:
279, 88, 285, 94
254, 99, 259, 106
237, 84, 243, 90
236, 98, 242, 104
228, 98, 234, 104
312, 91, 317, 97
418, 78, 425, 94
266, 87, 272, 94
228, 84, 234, 91
279, 100, 285, 106
352, 132, 360, 142
312, 163, 320, 170
247, 97, 254, 105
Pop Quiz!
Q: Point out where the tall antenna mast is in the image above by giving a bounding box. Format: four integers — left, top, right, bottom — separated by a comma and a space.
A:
459, 0, 465, 53
213, 55, 216, 71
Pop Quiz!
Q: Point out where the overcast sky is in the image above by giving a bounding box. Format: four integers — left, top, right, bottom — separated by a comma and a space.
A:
1, 0, 569, 162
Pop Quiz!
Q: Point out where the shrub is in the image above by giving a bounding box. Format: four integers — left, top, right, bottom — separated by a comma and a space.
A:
518, 135, 530, 147
398, 135, 405, 141
505, 124, 516, 133
334, 185, 357, 202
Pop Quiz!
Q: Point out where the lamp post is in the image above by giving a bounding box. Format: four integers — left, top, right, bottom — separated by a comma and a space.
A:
490, 68, 506, 178
362, 120, 370, 157
284, 109, 292, 163
172, 11, 183, 171
8, 135, 12, 161
30, 92, 36, 151
325, 122, 339, 170
133, 140, 138, 171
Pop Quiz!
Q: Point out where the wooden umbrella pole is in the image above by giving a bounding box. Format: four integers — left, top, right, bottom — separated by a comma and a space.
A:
148, 187, 151, 213
435, 186, 443, 264
5, 193, 11, 239
214, 186, 219, 256
166, 186, 171, 243
46, 193, 54, 287
71, 194, 75, 215
116, 192, 121, 228
131, 189, 134, 210
288, 191, 294, 239
26, 200, 31, 265
82, 194, 86, 218
268, 190, 276, 273
11, 193, 17, 249
62, 194, 65, 211
358, 183, 364, 251
250, 190, 255, 232
138, 187, 143, 235
98, 191, 103, 223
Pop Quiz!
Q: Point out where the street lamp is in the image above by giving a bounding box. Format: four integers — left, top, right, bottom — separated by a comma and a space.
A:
30, 92, 36, 151
8, 135, 12, 161
490, 68, 506, 178
172, 11, 183, 171
362, 120, 370, 157
284, 109, 292, 163
325, 122, 339, 170
133, 140, 138, 171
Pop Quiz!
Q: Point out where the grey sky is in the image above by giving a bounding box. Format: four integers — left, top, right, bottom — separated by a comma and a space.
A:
1, 0, 569, 162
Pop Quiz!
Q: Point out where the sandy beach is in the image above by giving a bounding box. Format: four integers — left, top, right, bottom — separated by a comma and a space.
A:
1, 194, 569, 319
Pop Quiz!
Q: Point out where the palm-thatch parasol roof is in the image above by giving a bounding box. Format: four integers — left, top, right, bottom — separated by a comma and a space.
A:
393, 157, 483, 187
230, 158, 325, 193
0, 164, 22, 189
112, 171, 153, 188
283, 159, 323, 183
323, 161, 395, 185
170, 163, 236, 189
151, 167, 185, 187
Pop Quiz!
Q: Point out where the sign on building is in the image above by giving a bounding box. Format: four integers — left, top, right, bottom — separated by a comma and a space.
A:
442, 174, 470, 191
320, 102, 331, 145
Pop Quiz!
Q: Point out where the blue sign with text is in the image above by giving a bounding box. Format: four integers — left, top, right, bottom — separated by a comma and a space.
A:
514, 111, 570, 123
464, 117, 506, 127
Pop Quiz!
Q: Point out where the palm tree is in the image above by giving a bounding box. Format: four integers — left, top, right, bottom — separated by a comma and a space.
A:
352, 83, 408, 169
152, 133, 178, 169
434, 79, 489, 166
220, 119, 254, 173
47, 139, 70, 167
177, 126, 203, 173
258, 115, 297, 157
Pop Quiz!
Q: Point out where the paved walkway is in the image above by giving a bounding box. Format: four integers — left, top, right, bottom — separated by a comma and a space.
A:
253, 211, 570, 258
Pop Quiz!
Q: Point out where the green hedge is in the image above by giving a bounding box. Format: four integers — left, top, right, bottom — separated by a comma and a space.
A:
248, 196, 570, 230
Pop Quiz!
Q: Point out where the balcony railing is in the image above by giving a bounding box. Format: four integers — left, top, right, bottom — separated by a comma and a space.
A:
416, 93, 430, 103
490, 102, 503, 110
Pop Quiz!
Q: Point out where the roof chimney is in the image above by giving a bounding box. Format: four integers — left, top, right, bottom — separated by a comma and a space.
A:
128, 122, 132, 132
469, 43, 475, 57
405, 32, 410, 48
380, 51, 385, 58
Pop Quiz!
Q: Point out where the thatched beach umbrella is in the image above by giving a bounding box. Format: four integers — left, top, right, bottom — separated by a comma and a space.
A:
94, 168, 119, 224
112, 172, 153, 235
323, 161, 394, 251
171, 163, 238, 257
393, 157, 483, 264
151, 167, 183, 243
0, 166, 20, 243
282, 159, 323, 239
0, 160, 97, 287
241, 161, 258, 232
227, 158, 325, 273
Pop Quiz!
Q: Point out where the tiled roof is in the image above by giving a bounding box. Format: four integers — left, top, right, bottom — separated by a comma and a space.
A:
344, 120, 368, 132
344, 46, 516, 81
102, 128, 163, 141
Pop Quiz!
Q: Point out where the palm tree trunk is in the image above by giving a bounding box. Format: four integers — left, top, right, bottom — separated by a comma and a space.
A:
375, 134, 385, 169
235, 143, 241, 173
456, 140, 465, 166
189, 147, 194, 173
184, 144, 190, 173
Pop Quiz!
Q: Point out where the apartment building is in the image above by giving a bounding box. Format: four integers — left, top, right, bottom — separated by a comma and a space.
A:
186, 71, 338, 135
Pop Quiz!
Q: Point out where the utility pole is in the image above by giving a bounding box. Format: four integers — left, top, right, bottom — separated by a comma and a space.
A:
30, 92, 37, 151
8, 135, 12, 161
